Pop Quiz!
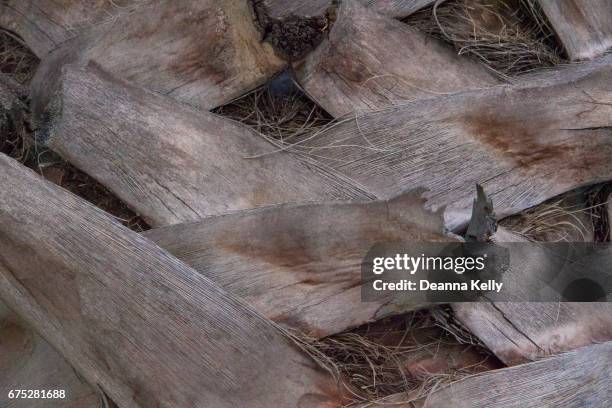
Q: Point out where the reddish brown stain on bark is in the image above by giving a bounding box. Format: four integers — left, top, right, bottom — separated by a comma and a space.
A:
168, 7, 229, 84
0, 320, 31, 353
462, 112, 574, 169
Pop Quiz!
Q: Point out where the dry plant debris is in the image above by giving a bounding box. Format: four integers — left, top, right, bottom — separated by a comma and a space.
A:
297, 308, 499, 404
500, 185, 611, 243
213, 72, 333, 143
406, 0, 564, 78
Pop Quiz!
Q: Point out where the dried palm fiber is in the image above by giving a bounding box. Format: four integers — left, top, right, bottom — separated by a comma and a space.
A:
0, 72, 25, 146
406, 0, 564, 79
356, 342, 611, 408
301, 310, 500, 402
287, 54, 612, 231
212, 74, 333, 145
0, 31, 38, 83
28, 0, 286, 115
539, 0, 612, 61
500, 187, 596, 242
294, 0, 499, 117
0, 153, 353, 408
0, 301, 101, 408
33, 63, 372, 227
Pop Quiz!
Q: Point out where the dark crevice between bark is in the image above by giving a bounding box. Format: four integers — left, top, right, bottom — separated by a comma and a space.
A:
252, 0, 336, 62
0, 30, 149, 232
589, 183, 611, 243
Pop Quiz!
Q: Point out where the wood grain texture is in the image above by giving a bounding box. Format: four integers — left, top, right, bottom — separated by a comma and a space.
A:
29, 0, 286, 113
0, 302, 101, 408
144, 190, 451, 338
0, 153, 346, 408
453, 227, 612, 365
295, 55, 612, 230
295, 1, 498, 117
38, 64, 372, 227
539, 0, 612, 61
261, 0, 443, 19
0, 0, 146, 58
364, 342, 611, 407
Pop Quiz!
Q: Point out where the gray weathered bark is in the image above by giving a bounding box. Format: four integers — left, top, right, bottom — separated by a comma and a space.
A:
28, 0, 286, 113
36, 64, 372, 227
295, 1, 498, 117
0, 0, 147, 58
539, 0, 612, 61
0, 74, 26, 144
261, 0, 445, 20
0, 301, 101, 408
0, 153, 346, 408
144, 190, 450, 338
453, 227, 612, 365
294, 55, 612, 231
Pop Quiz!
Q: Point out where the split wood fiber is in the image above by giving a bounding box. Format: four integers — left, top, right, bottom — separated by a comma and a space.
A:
0, 0, 146, 58
0, 301, 100, 408
295, 1, 499, 117
295, 55, 612, 231
0, 153, 347, 408
28, 0, 285, 113
37, 64, 372, 227
144, 190, 451, 338
260, 0, 445, 20
362, 342, 611, 408
453, 227, 612, 365
539, 0, 612, 61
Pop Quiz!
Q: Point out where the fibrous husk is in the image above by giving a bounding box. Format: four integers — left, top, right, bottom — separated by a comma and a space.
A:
144, 190, 450, 338
0, 152, 349, 408
294, 0, 499, 117
289, 54, 612, 231
36, 64, 371, 227
29, 0, 286, 115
